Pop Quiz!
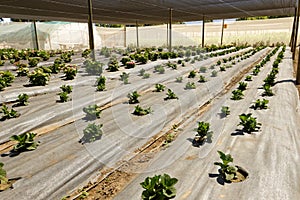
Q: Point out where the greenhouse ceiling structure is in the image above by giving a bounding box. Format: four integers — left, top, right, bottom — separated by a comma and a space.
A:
0, 0, 297, 24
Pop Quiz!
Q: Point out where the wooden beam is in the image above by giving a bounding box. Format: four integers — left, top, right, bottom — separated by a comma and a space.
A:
290, 7, 297, 48
297, 45, 300, 84
87, 0, 95, 60
124, 25, 126, 47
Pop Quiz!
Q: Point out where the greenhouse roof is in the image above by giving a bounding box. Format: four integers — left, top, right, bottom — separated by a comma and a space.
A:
0, 0, 296, 24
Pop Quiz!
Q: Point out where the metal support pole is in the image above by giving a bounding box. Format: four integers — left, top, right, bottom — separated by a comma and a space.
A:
297, 45, 300, 84
202, 15, 205, 48
33, 20, 39, 50
290, 7, 297, 48
220, 19, 225, 46
167, 23, 169, 47
87, 0, 95, 60
169, 8, 172, 52
136, 20, 139, 48
293, 0, 300, 59
124, 25, 126, 47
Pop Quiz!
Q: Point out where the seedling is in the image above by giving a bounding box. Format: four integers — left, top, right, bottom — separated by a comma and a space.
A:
0, 162, 9, 188
120, 72, 129, 84
251, 99, 269, 110
59, 92, 69, 102
96, 76, 106, 91
121, 57, 131, 65
237, 82, 247, 91
188, 70, 196, 78
107, 58, 119, 72
252, 67, 260, 76
214, 151, 238, 182
162, 133, 175, 146
154, 65, 165, 74
63, 65, 77, 80
84, 59, 103, 74
165, 89, 178, 100
262, 84, 274, 96
245, 75, 252, 81
211, 70, 218, 77
199, 66, 207, 73
79, 123, 103, 144
185, 82, 196, 90
231, 89, 244, 100
175, 76, 183, 83
127, 91, 141, 104
60, 85, 73, 94
16, 93, 29, 106
198, 75, 207, 83
139, 69, 146, 76
143, 73, 150, 79
10, 132, 38, 152
193, 121, 213, 146
140, 174, 178, 200
155, 84, 165, 92
221, 106, 230, 116
1, 105, 20, 120
238, 113, 261, 133
132, 105, 152, 116
28, 57, 40, 67
83, 105, 101, 120
17, 67, 29, 77
220, 66, 226, 71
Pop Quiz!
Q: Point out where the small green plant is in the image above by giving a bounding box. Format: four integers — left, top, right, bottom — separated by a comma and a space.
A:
262, 84, 274, 96
220, 66, 226, 71
214, 151, 238, 182
221, 106, 230, 116
237, 82, 247, 91
238, 113, 261, 133
58, 92, 69, 102
188, 70, 196, 78
175, 76, 183, 83
0, 162, 8, 187
143, 73, 150, 79
120, 72, 129, 84
231, 89, 244, 100
79, 123, 103, 144
17, 66, 29, 77
211, 70, 218, 77
139, 68, 146, 76
125, 61, 135, 69
154, 65, 165, 74
216, 60, 221, 65
121, 56, 131, 65
133, 105, 152, 116
193, 121, 213, 146
28, 57, 40, 67
155, 84, 165, 92
162, 133, 175, 146
165, 89, 178, 100
10, 132, 38, 152
17, 93, 29, 106
127, 91, 141, 104
28, 69, 50, 86
199, 66, 207, 73
84, 59, 103, 75
82, 49, 91, 58
245, 75, 252, 81
198, 75, 207, 83
140, 174, 178, 200
0, 71, 15, 89
63, 65, 77, 80
252, 67, 260, 76
83, 105, 101, 120
96, 76, 106, 91
60, 52, 72, 63
252, 99, 269, 110
60, 85, 73, 94
1, 105, 20, 120
185, 82, 196, 90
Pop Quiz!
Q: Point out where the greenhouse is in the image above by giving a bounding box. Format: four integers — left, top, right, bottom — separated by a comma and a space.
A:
0, 1, 300, 200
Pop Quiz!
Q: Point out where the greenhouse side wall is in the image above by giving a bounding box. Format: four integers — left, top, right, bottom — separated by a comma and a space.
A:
0, 17, 294, 50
